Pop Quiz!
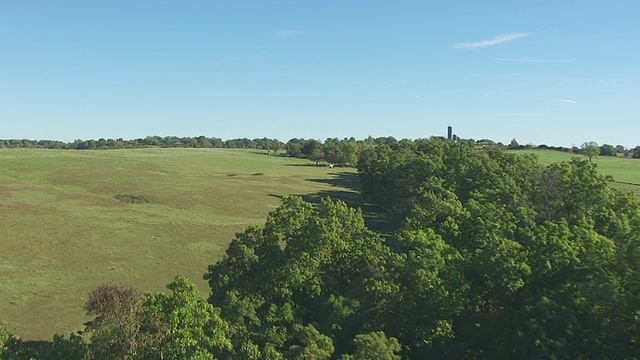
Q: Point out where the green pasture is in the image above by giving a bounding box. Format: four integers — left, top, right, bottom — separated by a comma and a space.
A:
509, 149, 640, 197
2, 147, 638, 341
0, 148, 360, 340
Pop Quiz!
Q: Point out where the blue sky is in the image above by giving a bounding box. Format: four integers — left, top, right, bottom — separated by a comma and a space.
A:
1, 1, 639, 147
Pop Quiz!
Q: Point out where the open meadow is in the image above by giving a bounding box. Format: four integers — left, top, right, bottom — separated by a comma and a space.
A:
0, 148, 360, 340
3, 147, 639, 342
509, 149, 640, 198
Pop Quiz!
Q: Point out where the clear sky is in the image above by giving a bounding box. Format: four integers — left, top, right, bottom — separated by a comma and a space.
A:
1, 1, 638, 147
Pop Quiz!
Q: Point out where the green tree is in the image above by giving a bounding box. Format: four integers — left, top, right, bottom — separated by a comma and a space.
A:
310, 147, 325, 165
600, 143, 616, 156
83, 282, 146, 360
286, 138, 304, 157
340, 332, 402, 360
272, 140, 283, 155
82, 277, 231, 360
284, 325, 334, 360
205, 196, 391, 358
259, 138, 273, 155
40, 333, 89, 360
0, 327, 28, 360
196, 135, 213, 148
323, 138, 342, 164
338, 140, 359, 166
581, 141, 599, 162
142, 275, 232, 359
301, 139, 324, 164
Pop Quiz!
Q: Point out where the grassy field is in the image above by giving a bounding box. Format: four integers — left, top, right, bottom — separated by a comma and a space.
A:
509, 149, 640, 197
3, 147, 638, 341
0, 148, 362, 340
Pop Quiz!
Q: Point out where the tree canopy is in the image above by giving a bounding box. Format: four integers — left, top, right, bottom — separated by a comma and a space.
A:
581, 141, 600, 162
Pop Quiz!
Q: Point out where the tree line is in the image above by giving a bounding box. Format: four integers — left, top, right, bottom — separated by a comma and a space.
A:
2, 135, 640, 162
3, 137, 640, 359
507, 138, 640, 159
0, 136, 285, 152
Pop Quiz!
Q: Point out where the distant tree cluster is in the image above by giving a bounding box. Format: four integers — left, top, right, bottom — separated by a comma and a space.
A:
3, 137, 640, 359
506, 138, 640, 159
0, 136, 284, 153
285, 136, 407, 167
285, 137, 369, 166
574, 142, 640, 159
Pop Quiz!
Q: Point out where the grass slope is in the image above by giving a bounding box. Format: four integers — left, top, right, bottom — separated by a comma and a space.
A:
509, 149, 640, 197
0, 148, 361, 340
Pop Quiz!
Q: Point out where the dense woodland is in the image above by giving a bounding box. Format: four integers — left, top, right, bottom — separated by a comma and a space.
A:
3, 137, 640, 359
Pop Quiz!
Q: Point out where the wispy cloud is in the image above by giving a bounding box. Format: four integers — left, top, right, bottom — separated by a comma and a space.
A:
549, 98, 579, 104
485, 92, 580, 105
273, 29, 304, 39
453, 33, 531, 50
496, 57, 576, 63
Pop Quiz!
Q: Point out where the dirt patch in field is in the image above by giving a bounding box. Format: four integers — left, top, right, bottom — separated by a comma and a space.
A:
0, 185, 11, 199
10, 202, 41, 212
114, 194, 151, 204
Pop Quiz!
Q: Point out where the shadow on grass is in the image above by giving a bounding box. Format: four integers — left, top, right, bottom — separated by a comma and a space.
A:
283, 163, 326, 167
22, 340, 52, 355
302, 172, 399, 235
308, 171, 362, 190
